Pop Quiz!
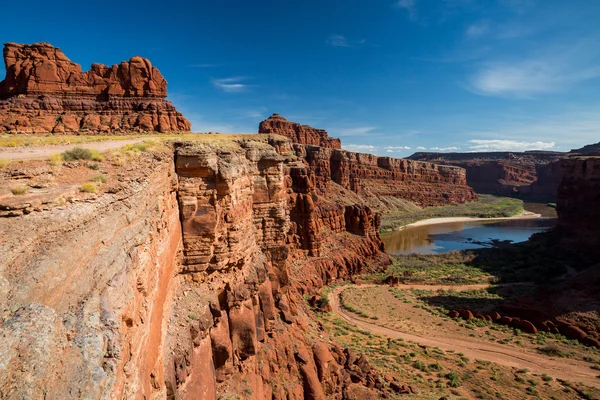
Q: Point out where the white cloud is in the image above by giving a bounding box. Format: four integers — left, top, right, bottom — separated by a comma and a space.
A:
417, 146, 427, 150
468, 139, 556, 151
469, 57, 600, 97
342, 144, 377, 152
465, 20, 489, 38
212, 77, 252, 92
326, 34, 366, 48
430, 146, 460, 151
385, 146, 412, 152
394, 0, 418, 20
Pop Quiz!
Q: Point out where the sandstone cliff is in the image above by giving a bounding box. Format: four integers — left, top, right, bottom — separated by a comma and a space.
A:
0, 42, 191, 133
261, 117, 476, 209
408, 151, 565, 199
167, 140, 390, 398
0, 151, 182, 398
259, 114, 342, 149
0, 136, 394, 399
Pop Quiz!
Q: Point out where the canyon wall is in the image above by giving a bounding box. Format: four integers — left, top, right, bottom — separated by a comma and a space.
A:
166, 140, 390, 399
0, 42, 190, 133
408, 151, 565, 199
259, 114, 342, 149
556, 156, 600, 260
291, 141, 476, 208
0, 151, 182, 398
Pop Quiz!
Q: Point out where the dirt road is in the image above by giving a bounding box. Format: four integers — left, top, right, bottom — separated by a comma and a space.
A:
330, 284, 600, 388
0, 139, 147, 160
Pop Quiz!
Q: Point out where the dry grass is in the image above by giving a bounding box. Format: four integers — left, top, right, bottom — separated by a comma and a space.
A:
80, 183, 97, 193
0, 159, 9, 169
10, 185, 28, 195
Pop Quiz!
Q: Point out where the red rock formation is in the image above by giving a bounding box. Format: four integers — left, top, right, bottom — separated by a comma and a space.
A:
169, 140, 390, 398
259, 114, 342, 149
289, 142, 476, 207
0, 42, 190, 133
408, 151, 565, 199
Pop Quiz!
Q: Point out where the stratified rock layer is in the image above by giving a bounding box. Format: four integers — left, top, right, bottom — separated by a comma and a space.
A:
168, 140, 390, 398
259, 114, 342, 149
408, 151, 565, 199
0, 42, 190, 133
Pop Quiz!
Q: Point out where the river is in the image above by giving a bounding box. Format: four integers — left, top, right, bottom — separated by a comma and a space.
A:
381, 202, 557, 255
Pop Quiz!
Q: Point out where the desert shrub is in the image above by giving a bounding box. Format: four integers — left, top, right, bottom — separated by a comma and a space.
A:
86, 162, 100, 170
80, 183, 97, 193
0, 159, 8, 168
10, 185, 28, 195
537, 344, 571, 358
62, 147, 104, 161
92, 174, 107, 184
49, 154, 63, 166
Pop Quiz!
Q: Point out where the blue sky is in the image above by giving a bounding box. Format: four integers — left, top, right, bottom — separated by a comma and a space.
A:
2, 0, 600, 156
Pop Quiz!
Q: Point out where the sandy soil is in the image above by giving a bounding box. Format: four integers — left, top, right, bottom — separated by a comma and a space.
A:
397, 210, 544, 231
0, 139, 147, 160
330, 284, 600, 388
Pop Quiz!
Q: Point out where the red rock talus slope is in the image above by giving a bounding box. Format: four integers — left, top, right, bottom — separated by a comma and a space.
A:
168, 140, 390, 398
556, 155, 600, 258
0, 42, 191, 133
259, 113, 342, 149
408, 151, 565, 199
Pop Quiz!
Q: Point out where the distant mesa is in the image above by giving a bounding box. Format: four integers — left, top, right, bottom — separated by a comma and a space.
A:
258, 113, 342, 149
0, 42, 191, 134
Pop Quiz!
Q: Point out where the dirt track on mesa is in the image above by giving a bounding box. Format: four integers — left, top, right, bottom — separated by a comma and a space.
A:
329, 284, 600, 388
0, 139, 147, 160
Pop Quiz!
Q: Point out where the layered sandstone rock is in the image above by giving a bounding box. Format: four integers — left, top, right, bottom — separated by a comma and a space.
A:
289, 142, 476, 208
0, 151, 182, 398
0, 42, 190, 133
167, 140, 390, 398
260, 117, 476, 208
259, 114, 342, 149
408, 151, 565, 199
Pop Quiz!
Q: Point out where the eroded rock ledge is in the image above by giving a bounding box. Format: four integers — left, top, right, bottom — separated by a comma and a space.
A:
0, 42, 191, 133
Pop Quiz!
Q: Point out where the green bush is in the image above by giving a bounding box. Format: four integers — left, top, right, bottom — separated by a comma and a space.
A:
62, 147, 104, 161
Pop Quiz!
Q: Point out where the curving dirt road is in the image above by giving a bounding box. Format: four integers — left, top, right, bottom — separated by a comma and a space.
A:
330, 284, 600, 388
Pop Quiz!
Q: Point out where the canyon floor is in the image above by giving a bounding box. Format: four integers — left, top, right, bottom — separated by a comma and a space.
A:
330, 284, 600, 393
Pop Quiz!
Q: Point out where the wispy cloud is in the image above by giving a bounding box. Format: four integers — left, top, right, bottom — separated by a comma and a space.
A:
469, 57, 600, 97
417, 146, 427, 150
342, 144, 377, 152
326, 34, 366, 48
385, 146, 412, 153
468, 139, 555, 151
212, 77, 253, 93
394, 0, 418, 20
336, 126, 377, 136
465, 20, 489, 38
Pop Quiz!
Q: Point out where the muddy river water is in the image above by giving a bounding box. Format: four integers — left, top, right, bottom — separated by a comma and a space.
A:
381, 203, 557, 255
